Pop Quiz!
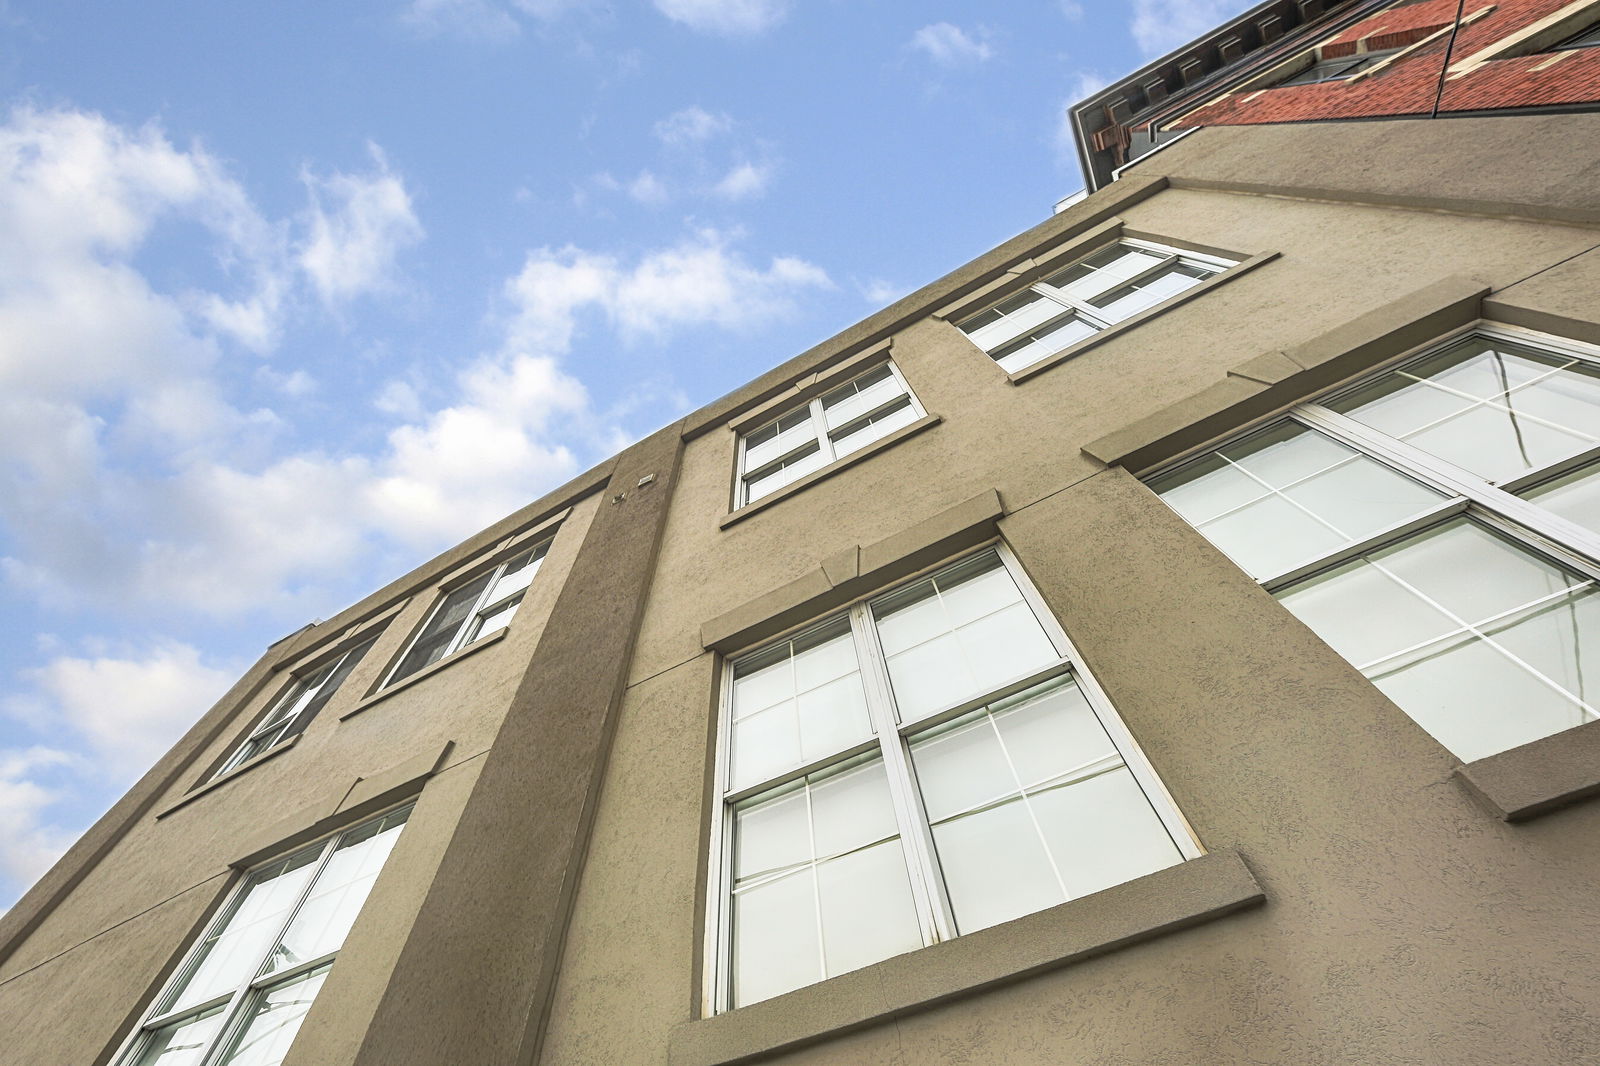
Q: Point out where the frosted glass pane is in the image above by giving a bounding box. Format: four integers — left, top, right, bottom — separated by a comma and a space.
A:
1329, 376, 1469, 437
963, 291, 1066, 350
1522, 461, 1600, 535
732, 657, 792, 718
1149, 455, 1271, 526
1372, 632, 1593, 762
992, 315, 1097, 373
168, 851, 320, 1012
1402, 404, 1591, 483
730, 701, 800, 790
829, 399, 917, 458
469, 596, 521, 640
816, 841, 922, 977
953, 603, 1060, 691
1374, 521, 1581, 622
744, 411, 816, 471
909, 713, 1010, 823
931, 797, 1060, 934
795, 675, 872, 764
745, 444, 825, 503
991, 679, 1115, 789
1278, 558, 1458, 667
1486, 589, 1600, 725
1092, 264, 1206, 322
937, 564, 1023, 628
732, 871, 819, 1007
873, 587, 947, 656
1279, 459, 1444, 540
1509, 369, 1600, 441
273, 812, 407, 971
485, 551, 540, 605
792, 631, 858, 690
217, 967, 329, 1066
1052, 248, 1164, 302
1222, 422, 1353, 486
1195, 494, 1346, 579
1031, 767, 1182, 899
733, 786, 809, 882
131, 1009, 226, 1066
821, 366, 901, 429
809, 759, 900, 859
883, 632, 976, 722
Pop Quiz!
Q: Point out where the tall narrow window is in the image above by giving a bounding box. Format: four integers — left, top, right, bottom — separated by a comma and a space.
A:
1150, 328, 1600, 763
113, 806, 411, 1066
736, 363, 926, 506
958, 239, 1234, 374
385, 540, 550, 687
708, 548, 1199, 1011
216, 636, 378, 778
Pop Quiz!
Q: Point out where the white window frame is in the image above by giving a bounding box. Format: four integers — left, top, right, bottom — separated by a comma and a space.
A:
1146, 323, 1600, 751
700, 543, 1202, 1016
214, 635, 377, 779
381, 538, 550, 689
109, 804, 413, 1066
733, 361, 927, 509
957, 238, 1235, 371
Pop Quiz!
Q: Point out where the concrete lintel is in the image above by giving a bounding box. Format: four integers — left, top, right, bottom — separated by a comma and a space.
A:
668, 849, 1265, 1066
1456, 719, 1600, 822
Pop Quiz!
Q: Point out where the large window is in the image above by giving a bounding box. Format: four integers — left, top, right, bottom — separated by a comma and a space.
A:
735, 362, 925, 506
706, 548, 1199, 1011
958, 239, 1234, 374
215, 635, 378, 779
384, 540, 549, 688
1275, 47, 1401, 86
113, 806, 411, 1066
1150, 327, 1600, 763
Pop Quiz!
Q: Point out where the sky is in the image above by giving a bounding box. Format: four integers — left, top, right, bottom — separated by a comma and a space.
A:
0, 0, 1255, 909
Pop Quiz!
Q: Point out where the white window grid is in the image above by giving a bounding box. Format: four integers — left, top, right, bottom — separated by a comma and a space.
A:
958, 238, 1235, 373
382, 539, 550, 689
700, 543, 1202, 1016
735, 362, 926, 507
1147, 323, 1600, 743
110, 804, 413, 1066
215, 636, 377, 779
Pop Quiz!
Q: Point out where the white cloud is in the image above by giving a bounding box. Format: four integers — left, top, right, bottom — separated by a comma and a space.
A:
711, 161, 772, 201
1129, 0, 1252, 57
402, 0, 522, 40
1059, 1, 1085, 19
627, 170, 670, 205
0, 746, 80, 891
298, 144, 424, 305
653, 106, 732, 146
909, 23, 995, 66
859, 278, 908, 305
652, 0, 788, 37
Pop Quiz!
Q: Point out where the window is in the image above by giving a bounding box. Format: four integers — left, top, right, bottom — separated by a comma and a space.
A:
113, 806, 411, 1066
706, 548, 1199, 1011
1552, 21, 1600, 49
1275, 47, 1402, 86
958, 239, 1234, 374
736, 363, 926, 506
385, 541, 549, 687
215, 636, 378, 778
1149, 328, 1600, 763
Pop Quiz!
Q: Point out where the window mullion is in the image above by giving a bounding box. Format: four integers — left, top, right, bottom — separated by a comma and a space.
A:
849, 604, 958, 944
1031, 283, 1094, 318
809, 399, 837, 464
448, 562, 507, 657
1298, 404, 1600, 574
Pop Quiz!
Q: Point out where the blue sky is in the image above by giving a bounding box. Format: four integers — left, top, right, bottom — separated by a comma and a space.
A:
0, 0, 1251, 908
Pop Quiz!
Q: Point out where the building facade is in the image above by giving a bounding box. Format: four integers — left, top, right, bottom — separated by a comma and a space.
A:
3, 109, 1600, 1065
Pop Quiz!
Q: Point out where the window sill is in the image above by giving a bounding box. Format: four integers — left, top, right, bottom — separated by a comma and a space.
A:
719, 414, 943, 530
1005, 251, 1280, 385
1455, 717, 1600, 821
156, 735, 304, 820
668, 848, 1264, 1066
341, 627, 510, 722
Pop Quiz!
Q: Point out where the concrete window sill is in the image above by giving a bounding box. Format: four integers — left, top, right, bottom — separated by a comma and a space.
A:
1455, 717, 1600, 821
719, 415, 943, 529
340, 627, 509, 722
668, 848, 1264, 1066
156, 734, 304, 820
1006, 251, 1280, 385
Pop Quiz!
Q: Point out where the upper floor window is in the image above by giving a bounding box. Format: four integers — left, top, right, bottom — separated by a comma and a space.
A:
958, 239, 1234, 374
385, 541, 549, 687
215, 635, 378, 778
112, 806, 411, 1066
707, 548, 1199, 1011
736, 362, 925, 506
1149, 327, 1600, 763
1552, 21, 1600, 49
1275, 47, 1401, 86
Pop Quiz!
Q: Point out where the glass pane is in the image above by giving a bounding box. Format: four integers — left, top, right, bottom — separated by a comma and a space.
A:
744, 442, 825, 503
828, 397, 917, 458
216, 966, 331, 1066
989, 678, 1115, 789
468, 594, 522, 641
1522, 460, 1600, 535
729, 622, 871, 791
1330, 338, 1600, 482
271, 808, 410, 972
129, 1008, 226, 1066
820, 365, 902, 429
815, 840, 922, 977
961, 290, 1068, 351
1046, 246, 1166, 303
991, 314, 1098, 374
1030, 766, 1182, 900
929, 797, 1060, 934
731, 869, 818, 1007
1153, 422, 1446, 580
1278, 517, 1600, 760
743, 408, 817, 473
733, 783, 810, 884
1090, 262, 1208, 321
873, 554, 1058, 723
390, 572, 494, 683
484, 547, 543, 606
165, 849, 321, 1013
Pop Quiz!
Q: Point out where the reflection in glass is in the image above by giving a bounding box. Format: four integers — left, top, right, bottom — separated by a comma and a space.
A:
1521, 459, 1600, 536
217, 967, 331, 1066
130, 1008, 226, 1066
